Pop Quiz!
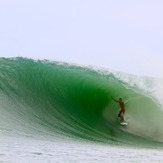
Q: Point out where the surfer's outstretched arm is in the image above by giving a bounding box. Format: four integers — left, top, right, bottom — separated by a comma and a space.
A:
111, 96, 119, 103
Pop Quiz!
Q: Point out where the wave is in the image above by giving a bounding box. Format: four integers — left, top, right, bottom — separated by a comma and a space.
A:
0, 57, 163, 147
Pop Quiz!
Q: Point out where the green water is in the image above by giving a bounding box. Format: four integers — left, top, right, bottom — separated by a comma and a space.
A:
0, 57, 163, 148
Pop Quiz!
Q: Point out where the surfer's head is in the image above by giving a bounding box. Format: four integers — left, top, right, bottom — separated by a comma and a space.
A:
119, 98, 122, 101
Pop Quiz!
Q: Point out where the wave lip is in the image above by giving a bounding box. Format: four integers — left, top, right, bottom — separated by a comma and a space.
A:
0, 57, 163, 147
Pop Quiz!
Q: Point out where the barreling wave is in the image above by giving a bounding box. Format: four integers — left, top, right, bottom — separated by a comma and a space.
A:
0, 57, 163, 147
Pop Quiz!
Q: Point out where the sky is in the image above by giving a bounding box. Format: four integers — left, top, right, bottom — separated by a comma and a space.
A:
0, 0, 163, 77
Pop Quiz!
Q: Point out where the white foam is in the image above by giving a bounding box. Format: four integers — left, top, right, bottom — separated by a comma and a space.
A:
111, 71, 163, 110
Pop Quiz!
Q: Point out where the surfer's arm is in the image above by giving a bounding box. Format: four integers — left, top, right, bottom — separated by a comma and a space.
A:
111, 96, 119, 103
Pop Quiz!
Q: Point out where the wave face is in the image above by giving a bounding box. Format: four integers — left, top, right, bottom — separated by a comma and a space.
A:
0, 57, 163, 147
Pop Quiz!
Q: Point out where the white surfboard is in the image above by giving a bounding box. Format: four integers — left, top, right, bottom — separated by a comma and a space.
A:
120, 120, 128, 125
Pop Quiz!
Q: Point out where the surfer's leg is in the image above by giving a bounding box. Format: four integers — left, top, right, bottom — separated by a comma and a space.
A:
120, 112, 125, 122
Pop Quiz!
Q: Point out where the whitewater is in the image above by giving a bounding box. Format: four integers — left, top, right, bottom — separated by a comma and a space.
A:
0, 57, 163, 162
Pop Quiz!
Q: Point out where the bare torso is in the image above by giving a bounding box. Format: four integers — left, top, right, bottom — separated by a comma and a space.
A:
119, 101, 125, 111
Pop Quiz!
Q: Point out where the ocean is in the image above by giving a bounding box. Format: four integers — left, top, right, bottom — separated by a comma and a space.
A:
0, 57, 163, 162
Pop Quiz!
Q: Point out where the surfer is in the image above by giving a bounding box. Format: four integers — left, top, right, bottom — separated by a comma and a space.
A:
111, 97, 125, 123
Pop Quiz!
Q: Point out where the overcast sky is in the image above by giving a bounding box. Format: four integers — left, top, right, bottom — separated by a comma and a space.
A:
0, 0, 163, 77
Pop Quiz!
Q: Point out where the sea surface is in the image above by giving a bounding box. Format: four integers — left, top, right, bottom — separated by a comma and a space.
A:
0, 57, 163, 162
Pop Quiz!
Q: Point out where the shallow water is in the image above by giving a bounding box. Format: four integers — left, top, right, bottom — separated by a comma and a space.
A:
1, 136, 163, 163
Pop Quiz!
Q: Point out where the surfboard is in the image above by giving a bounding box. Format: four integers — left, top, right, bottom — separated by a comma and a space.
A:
120, 120, 127, 125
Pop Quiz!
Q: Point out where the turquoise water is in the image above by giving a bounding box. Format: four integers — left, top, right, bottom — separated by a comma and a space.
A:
0, 57, 163, 162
